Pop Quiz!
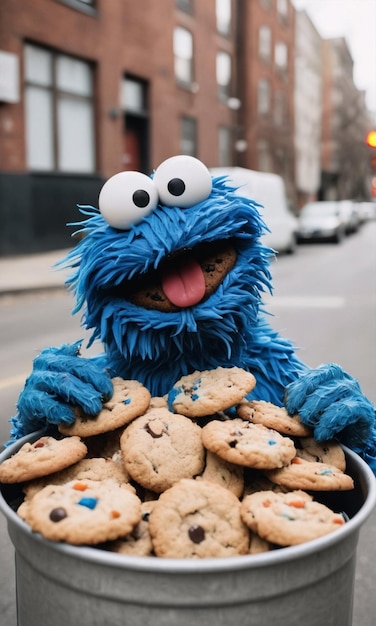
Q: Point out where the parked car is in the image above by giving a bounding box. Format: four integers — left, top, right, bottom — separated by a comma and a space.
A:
354, 201, 376, 222
210, 167, 298, 254
297, 201, 346, 244
339, 200, 359, 234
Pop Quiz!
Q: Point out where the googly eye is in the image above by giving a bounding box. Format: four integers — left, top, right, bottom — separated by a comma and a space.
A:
153, 155, 212, 208
98, 171, 158, 229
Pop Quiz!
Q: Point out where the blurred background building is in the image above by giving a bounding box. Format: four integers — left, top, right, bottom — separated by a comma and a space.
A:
294, 8, 322, 209
321, 37, 372, 202
0, 0, 374, 255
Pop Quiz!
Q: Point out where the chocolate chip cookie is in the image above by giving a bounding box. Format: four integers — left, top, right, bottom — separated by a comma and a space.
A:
201, 418, 296, 469
149, 478, 250, 558
120, 407, 205, 493
168, 366, 256, 418
0, 435, 87, 484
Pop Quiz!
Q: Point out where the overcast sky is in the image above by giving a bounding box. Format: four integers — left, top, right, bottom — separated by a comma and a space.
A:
292, 0, 376, 116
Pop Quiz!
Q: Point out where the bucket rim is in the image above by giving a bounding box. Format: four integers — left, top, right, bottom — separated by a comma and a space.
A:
1, 431, 375, 574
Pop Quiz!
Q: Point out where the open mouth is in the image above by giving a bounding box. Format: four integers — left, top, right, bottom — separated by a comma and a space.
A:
103, 239, 237, 312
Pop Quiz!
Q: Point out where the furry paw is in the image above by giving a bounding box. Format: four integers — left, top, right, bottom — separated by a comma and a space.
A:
284, 364, 376, 471
9, 341, 113, 441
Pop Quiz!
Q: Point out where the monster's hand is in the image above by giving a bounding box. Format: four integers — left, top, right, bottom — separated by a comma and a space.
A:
284, 364, 376, 473
9, 340, 113, 442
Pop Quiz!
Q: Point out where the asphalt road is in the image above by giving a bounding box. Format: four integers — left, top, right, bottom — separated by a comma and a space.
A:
0, 220, 375, 625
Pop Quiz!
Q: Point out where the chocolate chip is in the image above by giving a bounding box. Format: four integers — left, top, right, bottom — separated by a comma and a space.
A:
144, 419, 166, 438
49, 507, 67, 522
147, 291, 164, 302
229, 439, 238, 447
188, 524, 205, 544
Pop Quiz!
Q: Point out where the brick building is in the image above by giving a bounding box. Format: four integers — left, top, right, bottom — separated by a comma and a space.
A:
238, 0, 296, 203
0, 0, 238, 254
294, 9, 322, 209
0, 0, 302, 255
320, 37, 372, 201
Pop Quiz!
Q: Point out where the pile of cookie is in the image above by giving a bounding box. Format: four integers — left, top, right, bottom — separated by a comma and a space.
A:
0, 367, 354, 558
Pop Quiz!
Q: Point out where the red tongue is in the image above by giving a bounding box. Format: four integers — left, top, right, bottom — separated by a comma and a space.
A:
161, 258, 206, 307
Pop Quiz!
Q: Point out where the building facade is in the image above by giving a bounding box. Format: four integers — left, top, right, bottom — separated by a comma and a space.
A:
0, 0, 373, 255
320, 37, 372, 201
238, 0, 296, 205
294, 9, 322, 209
0, 0, 241, 254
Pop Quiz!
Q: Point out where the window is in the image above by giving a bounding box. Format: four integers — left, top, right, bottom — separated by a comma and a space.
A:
257, 78, 270, 114
275, 41, 288, 72
24, 44, 95, 172
277, 0, 288, 19
180, 116, 197, 156
175, 0, 193, 13
174, 27, 194, 85
259, 26, 271, 61
216, 0, 232, 36
216, 51, 232, 100
58, 0, 97, 15
257, 139, 272, 172
121, 77, 148, 114
218, 126, 232, 166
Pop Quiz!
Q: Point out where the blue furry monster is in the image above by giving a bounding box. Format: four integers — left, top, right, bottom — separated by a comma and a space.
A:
10, 156, 376, 472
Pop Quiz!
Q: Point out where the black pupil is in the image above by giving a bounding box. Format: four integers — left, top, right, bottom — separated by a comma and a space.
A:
133, 189, 150, 208
167, 178, 185, 197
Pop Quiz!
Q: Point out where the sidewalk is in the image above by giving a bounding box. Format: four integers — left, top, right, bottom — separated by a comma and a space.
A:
0, 248, 72, 295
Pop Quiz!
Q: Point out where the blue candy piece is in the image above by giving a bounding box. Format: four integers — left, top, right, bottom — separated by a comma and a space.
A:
77, 497, 98, 510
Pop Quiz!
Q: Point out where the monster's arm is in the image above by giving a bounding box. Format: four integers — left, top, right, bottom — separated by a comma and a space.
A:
284, 364, 376, 473
9, 340, 113, 443
241, 320, 376, 473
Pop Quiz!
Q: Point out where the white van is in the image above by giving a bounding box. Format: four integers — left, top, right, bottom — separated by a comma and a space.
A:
210, 167, 298, 254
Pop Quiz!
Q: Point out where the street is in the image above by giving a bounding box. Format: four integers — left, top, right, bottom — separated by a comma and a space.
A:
0, 220, 375, 625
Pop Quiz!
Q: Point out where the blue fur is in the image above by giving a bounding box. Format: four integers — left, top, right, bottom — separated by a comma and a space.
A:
9, 172, 376, 473
167, 387, 180, 412
57, 179, 306, 399
11, 341, 113, 438
284, 364, 376, 472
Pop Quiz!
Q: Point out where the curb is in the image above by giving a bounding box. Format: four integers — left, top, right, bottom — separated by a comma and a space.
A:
0, 284, 66, 297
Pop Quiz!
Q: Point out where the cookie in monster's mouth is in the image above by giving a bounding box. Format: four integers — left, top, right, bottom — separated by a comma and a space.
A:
103, 239, 237, 312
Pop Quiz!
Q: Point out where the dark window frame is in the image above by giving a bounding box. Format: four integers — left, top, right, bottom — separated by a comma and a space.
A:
24, 42, 96, 173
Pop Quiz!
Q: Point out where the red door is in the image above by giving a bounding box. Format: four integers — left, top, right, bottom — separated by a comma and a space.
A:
122, 128, 141, 171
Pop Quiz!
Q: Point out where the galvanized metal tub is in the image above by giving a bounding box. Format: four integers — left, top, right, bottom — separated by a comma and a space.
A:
1, 432, 375, 626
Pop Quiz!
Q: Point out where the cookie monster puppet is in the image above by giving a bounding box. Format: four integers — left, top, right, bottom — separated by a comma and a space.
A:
9, 155, 376, 473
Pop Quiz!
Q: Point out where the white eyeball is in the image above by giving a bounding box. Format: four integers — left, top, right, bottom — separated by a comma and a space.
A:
153, 155, 212, 208
98, 171, 158, 230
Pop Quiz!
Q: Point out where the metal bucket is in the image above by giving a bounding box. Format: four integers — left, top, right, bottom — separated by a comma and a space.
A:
1, 432, 375, 626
